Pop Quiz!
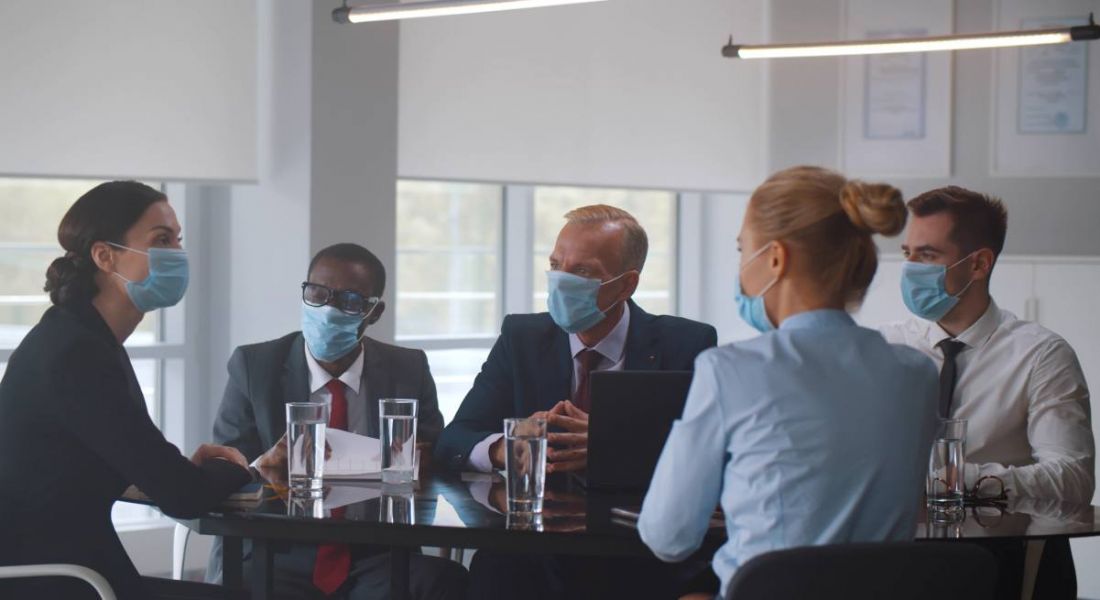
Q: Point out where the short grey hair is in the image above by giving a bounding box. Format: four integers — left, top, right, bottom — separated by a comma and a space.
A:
564, 204, 648, 272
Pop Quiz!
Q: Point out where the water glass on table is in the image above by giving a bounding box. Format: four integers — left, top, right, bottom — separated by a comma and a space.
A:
926, 418, 967, 522
381, 484, 416, 525
503, 417, 548, 515
380, 398, 419, 484
286, 402, 329, 495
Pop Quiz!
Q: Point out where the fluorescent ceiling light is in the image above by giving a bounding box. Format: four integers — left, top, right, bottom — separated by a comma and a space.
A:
334, 0, 607, 24
723, 15, 1099, 59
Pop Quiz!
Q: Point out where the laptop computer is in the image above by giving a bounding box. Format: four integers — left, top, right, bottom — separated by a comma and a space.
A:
573, 370, 694, 491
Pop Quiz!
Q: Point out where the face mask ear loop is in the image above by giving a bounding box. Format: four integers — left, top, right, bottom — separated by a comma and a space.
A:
740, 242, 780, 299
594, 270, 636, 315
946, 251, 979, 300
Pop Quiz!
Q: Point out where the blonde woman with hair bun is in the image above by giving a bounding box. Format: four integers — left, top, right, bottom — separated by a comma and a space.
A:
638, 166, 940, 600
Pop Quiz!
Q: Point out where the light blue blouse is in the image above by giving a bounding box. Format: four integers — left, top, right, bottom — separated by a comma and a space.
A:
638, 309, 938, 598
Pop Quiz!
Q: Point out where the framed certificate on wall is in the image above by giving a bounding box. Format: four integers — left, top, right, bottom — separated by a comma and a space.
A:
992, 0, 1100, 176
840, 0, 953, 178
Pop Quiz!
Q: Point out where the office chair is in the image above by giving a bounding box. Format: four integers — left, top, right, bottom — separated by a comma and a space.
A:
0, 563, 117, 600
725, 541, 997, 600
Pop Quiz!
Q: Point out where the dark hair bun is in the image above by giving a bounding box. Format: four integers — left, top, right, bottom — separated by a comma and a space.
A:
44, 252, 97, 306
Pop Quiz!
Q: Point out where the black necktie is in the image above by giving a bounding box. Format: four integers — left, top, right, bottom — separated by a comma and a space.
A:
937, 339, 966, 418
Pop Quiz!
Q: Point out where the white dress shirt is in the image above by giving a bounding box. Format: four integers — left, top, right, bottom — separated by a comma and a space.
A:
465, 308, 631, 472
250, 343, 369, 468
880, 300, 1095, 504
302, 342, 372, 433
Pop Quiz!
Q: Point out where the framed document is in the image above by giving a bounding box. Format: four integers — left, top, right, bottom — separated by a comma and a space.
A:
864, 30, 928, 140
841, 0, 953, 178
1017, 17, 1089, 135
992, 0, 1100, 177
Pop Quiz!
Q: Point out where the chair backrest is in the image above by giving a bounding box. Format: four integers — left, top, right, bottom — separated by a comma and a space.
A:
0, 563, 117, 600
726, 542, 997, 600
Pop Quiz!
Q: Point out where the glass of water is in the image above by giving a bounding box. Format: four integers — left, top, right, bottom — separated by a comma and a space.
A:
926, 418, 967, 522
380, 398, 418, 484
286, 402, 328, 495
380, 483, 416, 525
503, 417, 547, 515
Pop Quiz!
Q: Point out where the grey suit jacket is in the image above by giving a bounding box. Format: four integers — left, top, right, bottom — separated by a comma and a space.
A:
206, 332, 444, 584
213, 331, 444, 459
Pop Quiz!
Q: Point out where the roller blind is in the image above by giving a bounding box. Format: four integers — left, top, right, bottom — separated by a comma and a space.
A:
0, 0, 257, 182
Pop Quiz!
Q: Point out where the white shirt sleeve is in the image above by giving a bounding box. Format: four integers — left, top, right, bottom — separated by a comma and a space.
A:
965, 339, 1095, 504
467, 433, 505, 473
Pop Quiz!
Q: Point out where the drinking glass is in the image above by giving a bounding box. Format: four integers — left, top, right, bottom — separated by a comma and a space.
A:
926, 418, 967, 522
380, 398, 418, 484
380, 483, 416, 525
503, 417, 547, 514
286, 402, 328, 494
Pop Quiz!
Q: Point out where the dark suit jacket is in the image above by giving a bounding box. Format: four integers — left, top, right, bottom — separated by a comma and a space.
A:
434, 301, 718, 471
212, 332, 444, 461
0, 303, 250, 600
208, 332, 445, 582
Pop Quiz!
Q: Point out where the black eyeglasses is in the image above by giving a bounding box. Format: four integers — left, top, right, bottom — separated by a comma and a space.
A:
964, 476, 1009, 507
301, 282, 379, 316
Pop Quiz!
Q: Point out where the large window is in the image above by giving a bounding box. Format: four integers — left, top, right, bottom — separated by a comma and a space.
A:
396, 181, 503, 422
397, 180, 680, 423
0, 178, 184, 529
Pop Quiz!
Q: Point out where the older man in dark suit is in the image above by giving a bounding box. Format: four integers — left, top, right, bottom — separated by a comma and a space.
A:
208, 243, 466, 600
436, 205, 718, 599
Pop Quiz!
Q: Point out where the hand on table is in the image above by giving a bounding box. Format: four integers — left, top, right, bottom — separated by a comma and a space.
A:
546, 400, 588, 474
489, 401, 589, 473
190, 444, 248, 469
255, 432, 332, 470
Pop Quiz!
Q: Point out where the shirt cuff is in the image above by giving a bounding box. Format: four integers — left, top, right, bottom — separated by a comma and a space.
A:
467, 433, 504, 473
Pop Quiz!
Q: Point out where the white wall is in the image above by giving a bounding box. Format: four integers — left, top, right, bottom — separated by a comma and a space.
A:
0, 0, 257, 182
767, 0, 1100, 257
398, 0, 768, 192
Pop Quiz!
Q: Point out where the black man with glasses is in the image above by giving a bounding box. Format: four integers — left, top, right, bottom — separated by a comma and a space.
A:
207, 243, 464, 600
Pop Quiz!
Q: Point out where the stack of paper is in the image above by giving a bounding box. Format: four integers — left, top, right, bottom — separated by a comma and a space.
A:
325, 429, 383, 480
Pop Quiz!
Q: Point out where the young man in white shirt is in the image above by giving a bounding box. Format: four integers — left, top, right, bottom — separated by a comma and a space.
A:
880, 185, 1093, 599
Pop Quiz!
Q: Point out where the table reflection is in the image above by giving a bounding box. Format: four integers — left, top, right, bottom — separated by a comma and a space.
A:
235, 468, 1100, 542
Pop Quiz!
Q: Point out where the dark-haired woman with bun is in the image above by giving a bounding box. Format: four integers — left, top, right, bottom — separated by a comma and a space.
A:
638, 166, 940, 600
0, 181, 251, 599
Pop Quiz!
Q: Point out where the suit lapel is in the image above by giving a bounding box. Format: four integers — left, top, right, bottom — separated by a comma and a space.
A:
623, 300, 661, 371
281, 335, 313, 425
536, 324, 573, 410
360, 338, 390, 437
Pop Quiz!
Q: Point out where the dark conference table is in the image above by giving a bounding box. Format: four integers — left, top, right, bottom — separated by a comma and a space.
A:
176, 470, 1100, 600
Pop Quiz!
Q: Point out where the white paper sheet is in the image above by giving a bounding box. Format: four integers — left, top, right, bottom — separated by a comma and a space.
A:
325, 429, 382, 479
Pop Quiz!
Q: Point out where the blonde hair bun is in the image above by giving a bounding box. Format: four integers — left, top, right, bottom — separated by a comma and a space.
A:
839, 180, 907, 236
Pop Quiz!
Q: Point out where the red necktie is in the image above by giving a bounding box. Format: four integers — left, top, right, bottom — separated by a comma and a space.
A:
312, 380, 351, 596
572, 349, 605, 412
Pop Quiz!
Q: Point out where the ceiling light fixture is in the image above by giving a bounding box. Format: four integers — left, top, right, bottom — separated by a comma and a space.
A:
723, 13, 1098, 59
333, 0, 608, 24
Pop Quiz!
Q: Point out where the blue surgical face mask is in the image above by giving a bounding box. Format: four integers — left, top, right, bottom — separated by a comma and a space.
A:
546, 270, 628, 334
109, 243, 189, 313
734, 243, 779, 334
301, 303, 376, 363
900, 253, 976, 322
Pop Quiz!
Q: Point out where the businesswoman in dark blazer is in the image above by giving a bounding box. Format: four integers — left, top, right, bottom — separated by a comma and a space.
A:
0, 181, 252, 600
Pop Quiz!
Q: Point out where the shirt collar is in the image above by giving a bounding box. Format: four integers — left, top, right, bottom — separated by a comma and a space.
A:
778, 309, 856, 331
569, 303, 631, 362
925, 299, 1001, 350
303, 341, 365, 395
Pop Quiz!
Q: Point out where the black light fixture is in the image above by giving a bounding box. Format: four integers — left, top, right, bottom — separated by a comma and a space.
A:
723, 12, 1099, 59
